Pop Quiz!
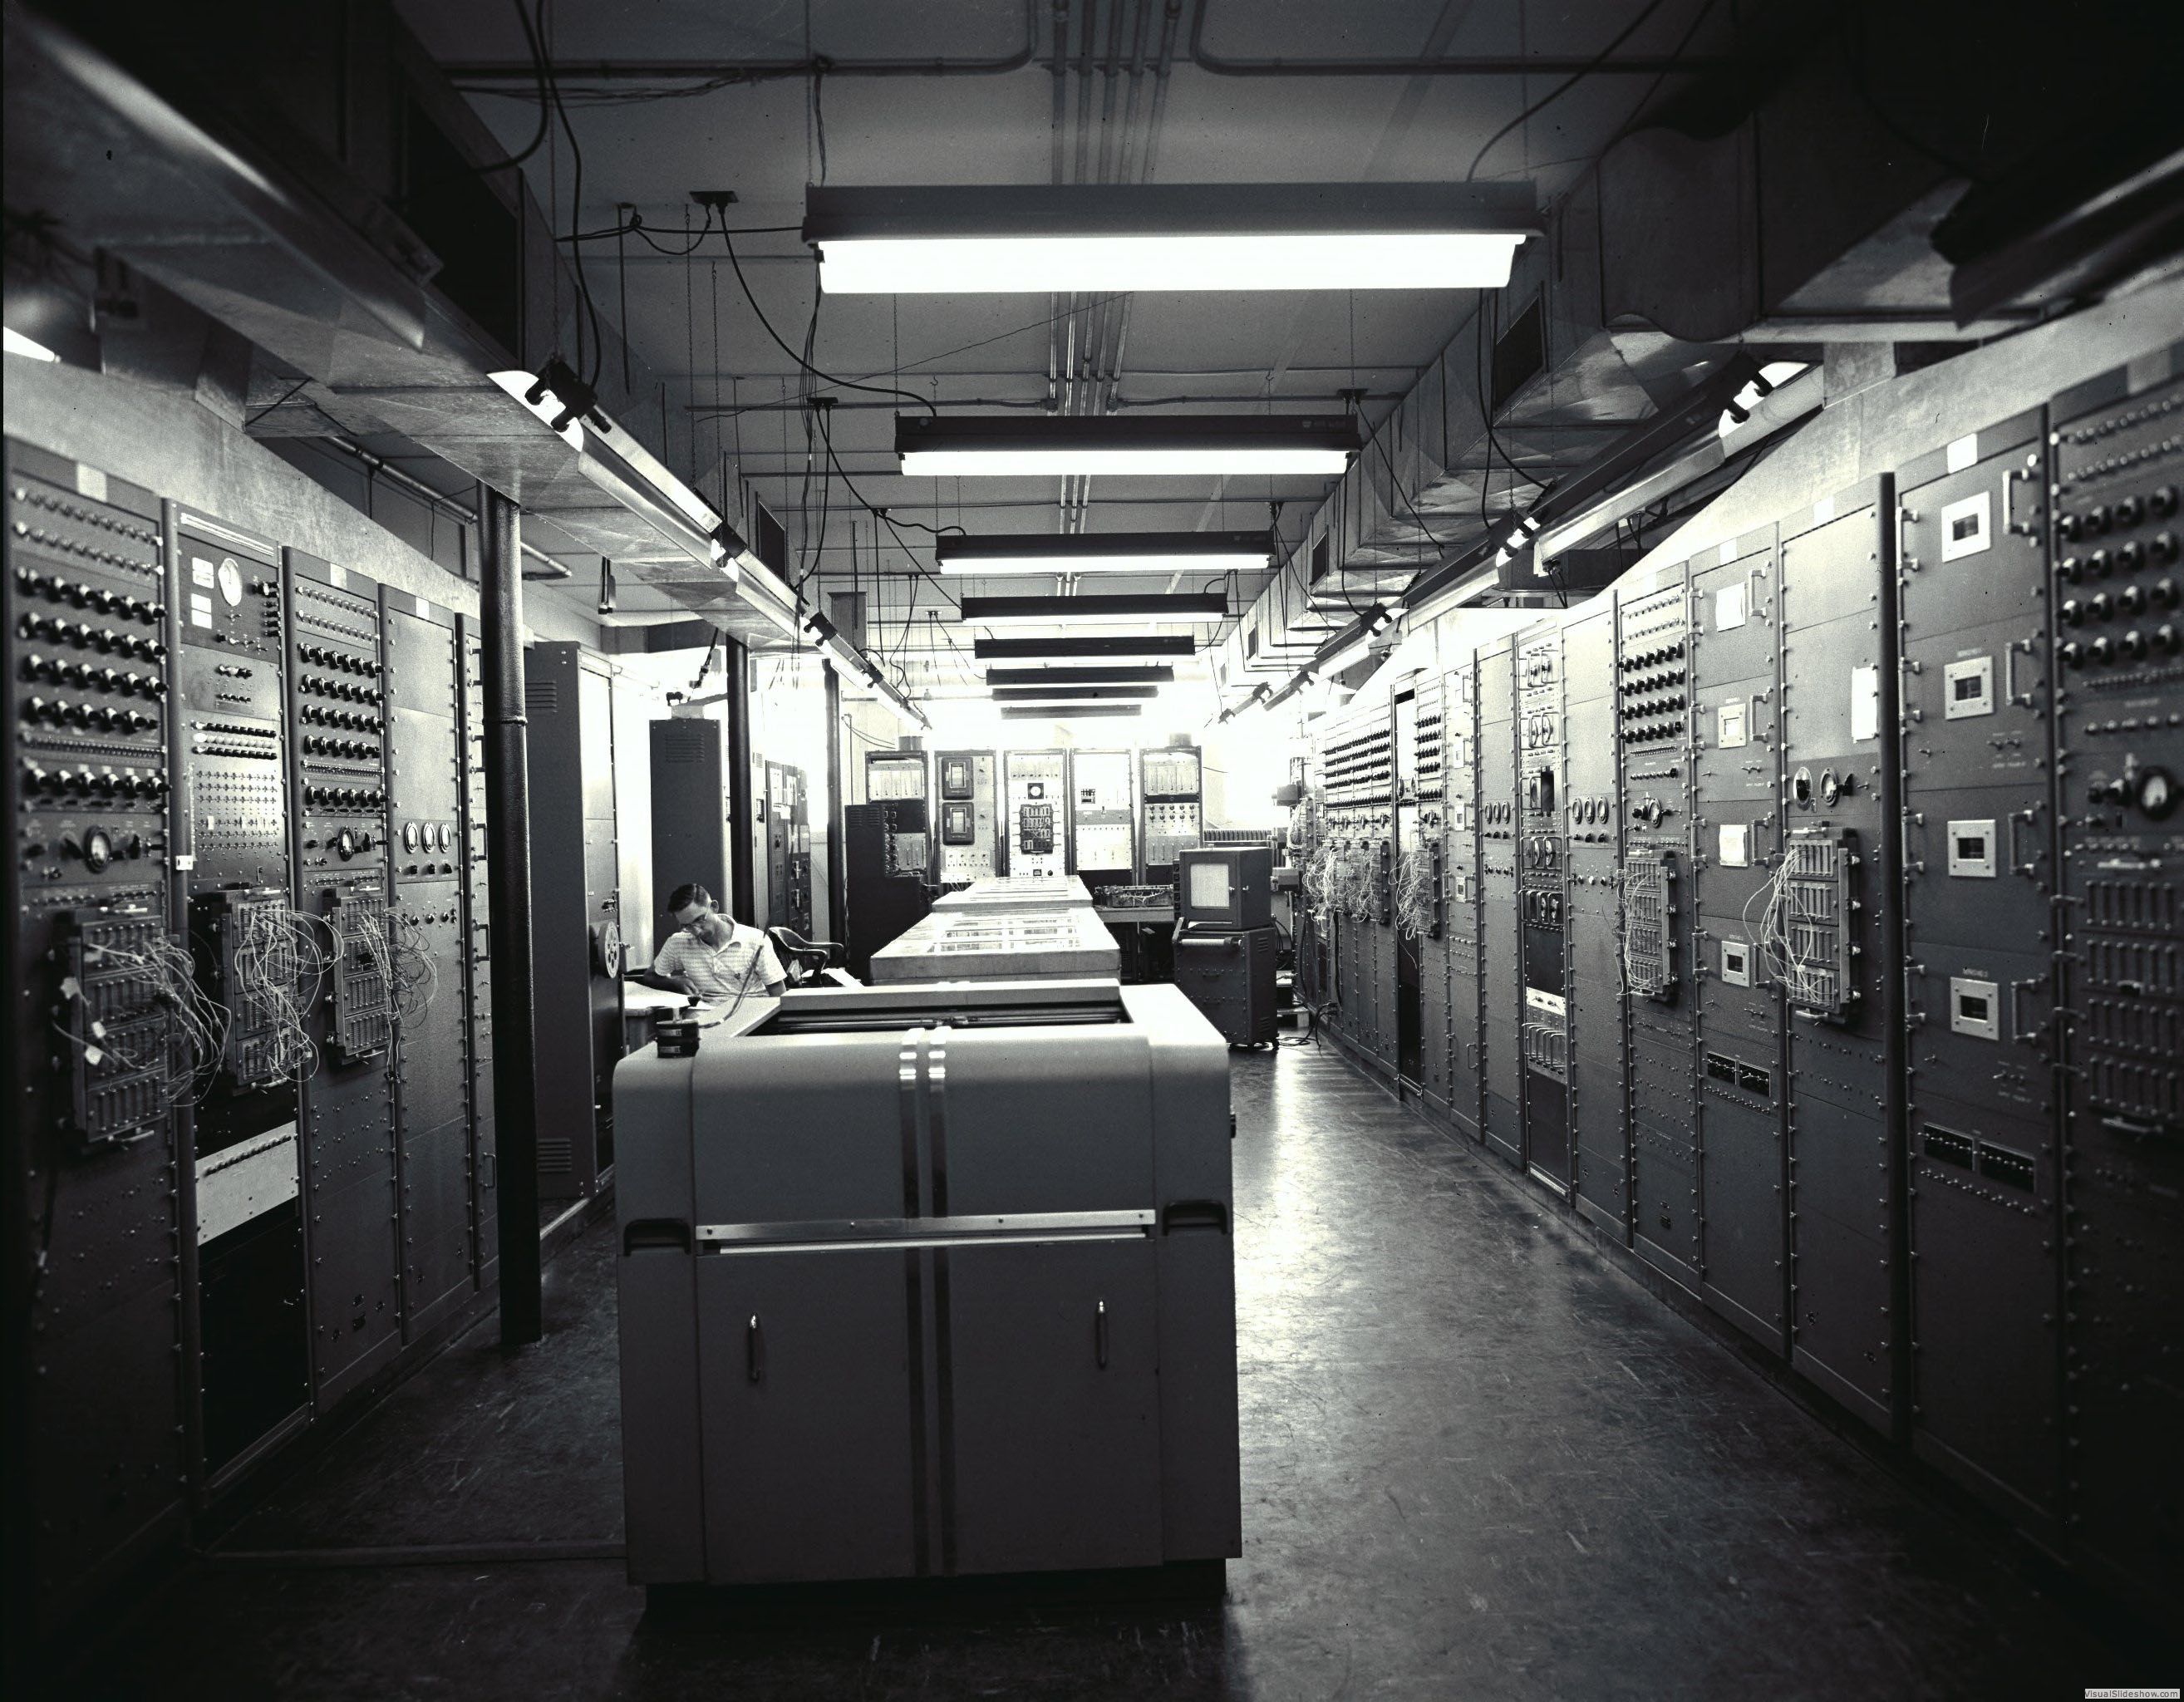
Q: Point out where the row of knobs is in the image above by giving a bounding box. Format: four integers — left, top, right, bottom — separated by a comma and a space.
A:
2057, 484, 2177, 539
301, 733, 381, 760
2058, 626, 2182, 667
9, 485, 157, 540
1621, 642, 1686, 671
19, 653, 166, 696
23, 696, 158, 732
303, 784, 386, 809
299, 672, 382, 704
297, 642, 381, 676
13, 568, 164, 620
20, 762, 165, 799
299, 702, 381, 730
16, 613, 165, 659
2056, 534, 2179, 580
2059, 582, 2179, 622
9, 530, 155, 575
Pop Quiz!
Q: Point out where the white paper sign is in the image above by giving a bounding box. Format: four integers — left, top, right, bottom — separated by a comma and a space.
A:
1719, 823, 1750, 867
1851, 665, 1881, 742
1715, 582, 1748, 631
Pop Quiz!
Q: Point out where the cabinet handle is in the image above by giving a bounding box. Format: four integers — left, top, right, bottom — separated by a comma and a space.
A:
1094, 1299, 1109, 1370
746, 1313, 765, 1383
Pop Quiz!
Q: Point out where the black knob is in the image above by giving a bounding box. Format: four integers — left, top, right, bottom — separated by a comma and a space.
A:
2115, 494, 2145, 527
2088, 776, 2129, 805
2154, 623, 2182, 656
2088, 548, 2112, 579
2059, 640, 2084, 668
2090, 636, 2114, 663
2117, 539, 2146, 573
2153, 531, 2180, 566
2121, 629, 2149, 661
2086, 504, 2112, 536
2152, 485, 2179, 519
2061, 598, 2086, 627
2120, 584, 2147, 615
2059, 512, 2083, 542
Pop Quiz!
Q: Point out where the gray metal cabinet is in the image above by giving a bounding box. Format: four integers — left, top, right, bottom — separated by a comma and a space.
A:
696, 1247, 918, 1583
946, 1238, 1163, 1576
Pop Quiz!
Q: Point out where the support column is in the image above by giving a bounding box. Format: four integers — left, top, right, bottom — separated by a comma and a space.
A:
824, 662, 846, 947
478, 485, 543, 1345
726, 637, 755, 927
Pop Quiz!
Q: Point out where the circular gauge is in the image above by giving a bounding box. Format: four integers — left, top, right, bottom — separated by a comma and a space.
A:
335, 828, 356, 860
402, 821, 419, 853
82, 827, 112, 873
2139, 766, 2177, 820
435, 821, 451, 851
216, 557, 243, 608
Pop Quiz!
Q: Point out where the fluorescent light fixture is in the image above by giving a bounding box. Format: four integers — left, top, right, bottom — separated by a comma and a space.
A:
991, 685, 1158, 702
935, 529, 1272, 576
975, 634, 1196, 660
489, 369, 584, 450
1000, 703, 1143, 720
898, 415, 1360, 479
806, 183, 1537, 294
1312, 632, 1377, 680
4, 327, 61, 362
985, 665, 1174, 686
1718, 361, 1812, 438
960, 592, 1227, 627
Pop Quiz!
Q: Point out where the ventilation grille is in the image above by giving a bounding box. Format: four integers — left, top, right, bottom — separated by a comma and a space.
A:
656, 723, 706, 764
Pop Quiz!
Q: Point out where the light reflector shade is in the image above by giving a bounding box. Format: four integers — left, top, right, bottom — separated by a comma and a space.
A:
898, 414, 1360, 478
1000, 703, 1143, 720
936, 529, 1272, 576
806, 183, 1537, 293
975, 635, 1195, 659
991, 686, 1159, 702
960, 591, 1227, 627
985, 665, 1174, 686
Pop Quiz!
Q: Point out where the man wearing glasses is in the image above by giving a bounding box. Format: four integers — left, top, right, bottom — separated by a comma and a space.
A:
632, 882, 786, 1005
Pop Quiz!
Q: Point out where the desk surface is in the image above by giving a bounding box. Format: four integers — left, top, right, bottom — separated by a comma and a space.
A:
621, 984, 694, 1014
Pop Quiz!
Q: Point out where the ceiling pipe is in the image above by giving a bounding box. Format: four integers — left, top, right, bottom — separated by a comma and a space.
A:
442, 1, 1042, 84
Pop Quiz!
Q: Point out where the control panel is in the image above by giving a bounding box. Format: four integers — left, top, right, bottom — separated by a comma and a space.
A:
1002, 748, 1069, 878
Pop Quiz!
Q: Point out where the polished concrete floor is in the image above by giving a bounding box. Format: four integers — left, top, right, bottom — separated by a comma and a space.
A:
57, 1044, 2158, 1700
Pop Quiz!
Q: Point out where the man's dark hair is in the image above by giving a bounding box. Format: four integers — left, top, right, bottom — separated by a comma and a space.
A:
667, 883, 712, 915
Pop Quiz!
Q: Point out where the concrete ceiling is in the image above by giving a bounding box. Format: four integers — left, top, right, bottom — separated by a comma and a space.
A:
396, 0, 1746, 691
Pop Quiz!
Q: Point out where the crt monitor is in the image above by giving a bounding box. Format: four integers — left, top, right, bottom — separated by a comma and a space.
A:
1178, 845, 1273, 930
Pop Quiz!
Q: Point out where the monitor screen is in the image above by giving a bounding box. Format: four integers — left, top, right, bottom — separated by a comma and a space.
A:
1188, 860, 1233, 916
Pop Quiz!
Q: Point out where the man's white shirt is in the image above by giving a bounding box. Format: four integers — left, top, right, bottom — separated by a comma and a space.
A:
651, 922, 785, 1001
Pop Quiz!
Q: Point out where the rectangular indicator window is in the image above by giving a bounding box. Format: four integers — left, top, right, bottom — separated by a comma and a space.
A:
1721, 938, 1751, 986
1939, 489, 1992, 562
1950, 975, 2000, 1040
1945, 820, 1997, 878
1717, 698, 1749, 749
1924, 1125, 1976, 1168
1736, 1061, 1772, 1097
1705, 1052, 1738, 1085
1943, 655, 1995, 720
1976, 1141, 2036, 1192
